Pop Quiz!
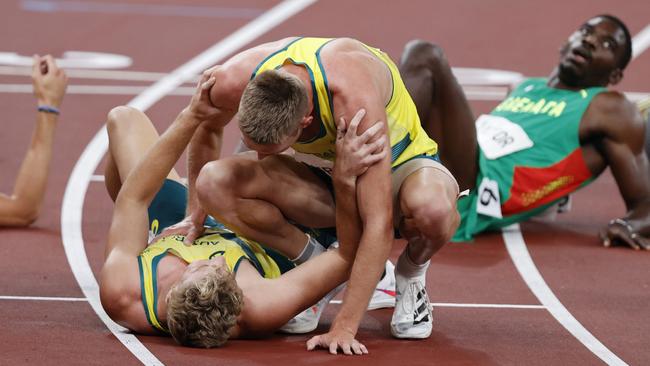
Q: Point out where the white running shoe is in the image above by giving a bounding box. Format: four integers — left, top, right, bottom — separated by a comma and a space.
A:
279, 283, 345, 334
390, 279, 433, 339
368, 260, 396, 310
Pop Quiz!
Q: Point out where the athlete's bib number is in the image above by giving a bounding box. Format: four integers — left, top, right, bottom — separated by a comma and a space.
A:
476, 177, 502, 218
476, 114, 534, 159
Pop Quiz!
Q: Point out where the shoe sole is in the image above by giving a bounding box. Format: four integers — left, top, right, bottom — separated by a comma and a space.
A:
390, 325, 432, 339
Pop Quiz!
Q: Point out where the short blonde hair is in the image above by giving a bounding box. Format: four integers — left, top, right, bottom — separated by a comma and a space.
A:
166, 266, 243, 348
238, 70, 309, 144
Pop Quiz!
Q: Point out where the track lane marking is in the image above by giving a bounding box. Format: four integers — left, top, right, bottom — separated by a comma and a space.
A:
22, 0, 264, 19
632, 23, 650, 59
503, 224, 627, 366
329, 300, 545, 309
0, 295, 88, 302
60, 1, 317, 365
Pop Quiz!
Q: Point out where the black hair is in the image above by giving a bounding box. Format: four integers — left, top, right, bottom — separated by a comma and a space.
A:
594, 14, 632, 70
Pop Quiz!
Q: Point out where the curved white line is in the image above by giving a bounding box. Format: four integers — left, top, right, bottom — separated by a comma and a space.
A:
60, 1, 317, 364
503, 224, 627, 366
632, 23, 650, 59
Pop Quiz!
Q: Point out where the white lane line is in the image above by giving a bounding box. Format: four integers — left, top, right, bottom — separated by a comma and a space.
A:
0, 295, 88, 302
503, 224, 627, 366
0, 84, 196, 95
60, 1, 317, 365
0, 66, 192, 82
329, 300, 545, 309
3, 82, 648, 103
22, 0, 264, 19
632, 24, 650, 59
430, 303, 544, 309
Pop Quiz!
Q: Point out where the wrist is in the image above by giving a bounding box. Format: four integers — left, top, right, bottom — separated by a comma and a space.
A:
37, 105, 60, 115
180, 108, 201, 124
330, 317, 358, 337
333, 174, 356, 191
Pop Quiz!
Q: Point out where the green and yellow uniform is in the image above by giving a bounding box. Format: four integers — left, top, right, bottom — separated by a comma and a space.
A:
252, 37, 438, 167
138, 227, 289, 332
454, 78, 605, 241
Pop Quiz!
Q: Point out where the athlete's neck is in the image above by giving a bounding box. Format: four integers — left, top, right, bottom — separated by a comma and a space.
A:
547, 68, 578, 91
155, 255, 187, 322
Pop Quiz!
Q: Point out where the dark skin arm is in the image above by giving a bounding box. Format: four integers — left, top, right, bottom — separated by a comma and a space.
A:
581, 92, 650, 250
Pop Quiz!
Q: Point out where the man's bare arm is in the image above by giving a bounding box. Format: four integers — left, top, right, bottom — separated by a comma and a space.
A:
0, 55, 67, 226
313, 51, 394, 352
595, 93, 650, 249
181, 67, 241, 243
245, 117, 386, 347
100, 75, 219, 328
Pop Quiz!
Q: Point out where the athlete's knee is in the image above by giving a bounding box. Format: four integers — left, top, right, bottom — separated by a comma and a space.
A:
401, 40, 449, 72
106, 106, 143, 137
197, 160, 237, 200
196, 159, 252, 213
406, 191, 459, 244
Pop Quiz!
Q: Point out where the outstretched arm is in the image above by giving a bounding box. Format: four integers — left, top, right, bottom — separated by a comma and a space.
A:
307, 52, 394, 354
0, 55, 67, 226
596, 94, 650, 250
100, 74, 219, 330
169, 67, 240, 244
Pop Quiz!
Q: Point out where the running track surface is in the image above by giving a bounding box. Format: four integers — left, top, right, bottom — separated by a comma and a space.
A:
0, 1, 648, 365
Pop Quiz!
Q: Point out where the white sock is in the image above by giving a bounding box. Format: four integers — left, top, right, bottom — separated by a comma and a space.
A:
395, 247, 430, 293
291, 234, 326, 265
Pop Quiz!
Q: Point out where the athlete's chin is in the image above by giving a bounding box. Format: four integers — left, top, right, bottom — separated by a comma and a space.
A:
557, 63, 584, 87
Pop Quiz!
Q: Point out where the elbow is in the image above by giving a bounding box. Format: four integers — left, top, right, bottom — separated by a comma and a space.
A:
99, 284, 129, 324
8, 201, 40, 227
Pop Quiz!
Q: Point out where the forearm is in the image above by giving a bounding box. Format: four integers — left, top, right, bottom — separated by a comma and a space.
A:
331, 162, 393, 335
603, 139, 650, 210
10, 112, 58, 220
187, 124, 222, 213
252, 250, 352, 332
332, 223, 392, 334
120, 110, 204, 205
333, 176, 362, 260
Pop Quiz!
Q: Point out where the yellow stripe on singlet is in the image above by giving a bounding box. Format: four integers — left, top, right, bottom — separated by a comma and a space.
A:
137, 228, 282, 332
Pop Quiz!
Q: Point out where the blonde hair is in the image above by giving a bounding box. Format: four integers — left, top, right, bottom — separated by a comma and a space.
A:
238, 69, 309, 144
166, 266, 243, 348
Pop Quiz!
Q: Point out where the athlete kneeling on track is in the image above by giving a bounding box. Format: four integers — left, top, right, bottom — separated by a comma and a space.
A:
99, 73, 385, 352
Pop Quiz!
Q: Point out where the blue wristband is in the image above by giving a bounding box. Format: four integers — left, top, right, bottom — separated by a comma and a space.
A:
38, 105, 60, 115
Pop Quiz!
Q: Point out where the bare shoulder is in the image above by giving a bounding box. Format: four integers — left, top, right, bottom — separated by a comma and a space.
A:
99, 253, 148, 332
584, 90, 645, 145
592, 91, 639, 119
320, 38, 391, 99
209, 37, 301, 104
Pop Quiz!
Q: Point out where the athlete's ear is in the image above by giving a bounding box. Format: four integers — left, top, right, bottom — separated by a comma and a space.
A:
608, 68, 623, 86
299, 115, 313, 128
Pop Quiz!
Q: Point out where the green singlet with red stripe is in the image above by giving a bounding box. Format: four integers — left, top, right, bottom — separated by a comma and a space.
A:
453, 78, 605, 241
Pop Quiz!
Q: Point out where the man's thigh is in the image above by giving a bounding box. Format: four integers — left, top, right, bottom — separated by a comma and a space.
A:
250, 154, 337, 228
